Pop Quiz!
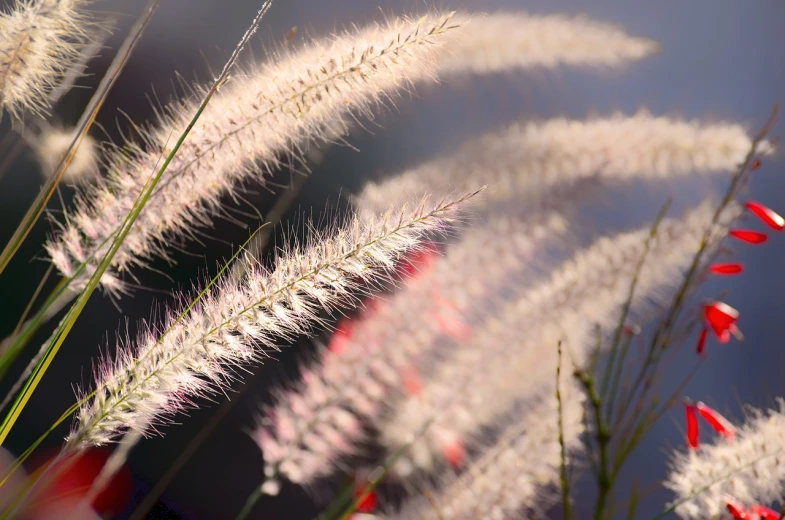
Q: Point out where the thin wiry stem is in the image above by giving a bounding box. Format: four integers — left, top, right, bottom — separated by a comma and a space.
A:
557, 340, 574, 520
614, 105, 779, 427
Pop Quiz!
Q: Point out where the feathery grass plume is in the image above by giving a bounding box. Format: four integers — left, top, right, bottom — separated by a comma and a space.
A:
254, 212, 568, 495
380, 201, 738, 476
32, 127, 99, 182
65, 191, 477, 450
0, 0, 92, 119
44, 12, 462, 295
390, 382, 585, 520
439, 11, 657, 76
354, 113, 768, 218
665, 400, 785, 519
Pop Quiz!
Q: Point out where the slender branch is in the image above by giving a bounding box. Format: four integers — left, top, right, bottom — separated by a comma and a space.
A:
557, 341, 573, 520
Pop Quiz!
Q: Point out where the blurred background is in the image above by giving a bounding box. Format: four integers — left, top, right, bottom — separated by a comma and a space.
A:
0, 0, 784, 518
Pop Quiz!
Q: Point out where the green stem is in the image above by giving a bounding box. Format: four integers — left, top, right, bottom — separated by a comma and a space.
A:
556, 341, 573, 520
235, 485, 264, 520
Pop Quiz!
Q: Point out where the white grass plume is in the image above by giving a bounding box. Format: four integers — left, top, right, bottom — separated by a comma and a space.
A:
44, 11, 462, 295
32, 126, 99, 183
439, 11, 657, 76
254, 212, 568, 494
390, 382, 585, 520
65, 192, 475, 450
354, 113, 766, 218
665, 400, 785, 519
381, 201, 737, 476
0, 0, 92, 119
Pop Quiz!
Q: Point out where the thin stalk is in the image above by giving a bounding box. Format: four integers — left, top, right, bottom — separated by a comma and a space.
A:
577, 368, 611, 520
235, 485, 265, 520
12, 264, 54, 336
557, 341, 573, 520
0, 279, 72, 380
604, 200, 671, 423
615, 105, 779, 424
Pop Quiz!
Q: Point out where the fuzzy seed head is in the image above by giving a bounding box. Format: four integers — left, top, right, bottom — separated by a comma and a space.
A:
67, 193, 474, 450
392, 383, 585, 520
381, 201, 737, 475
34, 128, 98, 183
666, 400, 785, 519
354, 113, 765, 219
0, 0, 92, 119
45, 11, 462, 294
439, 11, 658, 75
254, 212, 567, 491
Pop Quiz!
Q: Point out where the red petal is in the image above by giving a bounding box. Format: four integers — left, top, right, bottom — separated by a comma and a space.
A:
686, 404, 699, 450
746, 201, 785, 231
27, 448, 133, 518
696, 402, 736, 439
624, 324, 641, 336
750, 505, 780, 520
401, 366, 422, 396
696, 327, 708, 355
730, 229, 768, 244
726, 497, 749, 519
751, 159, 762, 171
397, 245, 438, 279
443, 439, 466, 468
328, 329, 351, 354
704, 302, 740, 343
709, 263, 744, 275
354, 487, 378, 513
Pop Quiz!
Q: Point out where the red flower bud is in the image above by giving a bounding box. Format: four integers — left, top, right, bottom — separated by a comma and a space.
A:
696, 327, 708, 355
730, 229, 768, 244
750, 505, 780, 520
704, 301, 742, 343
695, 401, 736, 439
746, 201, 785, 231
726, 497, 749, 519
709, 263, 744, 275
685, 403, 699, 450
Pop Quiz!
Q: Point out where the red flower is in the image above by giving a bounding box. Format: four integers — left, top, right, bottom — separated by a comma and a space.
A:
726, 497, 749, 519
352, 477, 378, 513
695, 401, 736, 440
25, 447, 133, 519
401, 366, 422, 396
746, 201, 785, 231
397, 245, 438, 279
355, 489, 378, 513
704, 301, 742, 343
328, 319, 354, 354
443, 438, 466, 468
709, 263, 744, 275
685, 403, 699, 450
730, 229, 768, 244
696, 327, 708, 355
750, 505, 780, 520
